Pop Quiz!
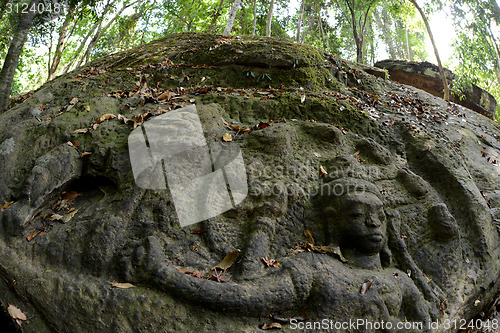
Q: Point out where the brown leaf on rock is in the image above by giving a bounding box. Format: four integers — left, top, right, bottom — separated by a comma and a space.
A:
26, 229, 40, 242
360, 280, 373, 294
73, 128, 89, 134
261, 322, 282, 330
235, 49, 244, 54
324, 246, 347, 262
7, 304, 26, 321
353, 150, 365, 163
158, 91, 175, 101
213, 249, 240, 271
62, 191, 80, 202
69, 97, 79, 105
222, 133, 232, 142
319, 165, 328, 176
109, 281, 135, 289
262, 256, 280, 268
288, 243, 347, 262
80, 152, 92, 158
440, 299, 447, 314
304, 229, 315, 245
0, 201, 14, 211
49, 213, 64, 221
191, 229, 206, 234
177, 267, 204, 279
96, 113, 116, 124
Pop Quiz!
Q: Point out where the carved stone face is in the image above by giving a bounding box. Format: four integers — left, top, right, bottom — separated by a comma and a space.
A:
333, 192, 387, 255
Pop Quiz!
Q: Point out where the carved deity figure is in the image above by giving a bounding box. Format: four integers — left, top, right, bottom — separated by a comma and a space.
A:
136, 178, 437, 332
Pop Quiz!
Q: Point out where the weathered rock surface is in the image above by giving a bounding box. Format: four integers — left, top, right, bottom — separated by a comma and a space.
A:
374, 59, 498, 119
0, 33, 499, 332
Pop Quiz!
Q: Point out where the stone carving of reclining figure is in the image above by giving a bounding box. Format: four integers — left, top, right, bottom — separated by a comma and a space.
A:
137, 178, 437, 332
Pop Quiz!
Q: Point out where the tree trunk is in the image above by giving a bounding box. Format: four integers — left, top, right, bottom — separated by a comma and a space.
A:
252, 0, 257, 35
48, 4, 78, 81
67, 0, 116, 72
373, 7, 396, 59
266, 0, 274, 37
296, 0, 306, 42
223, 0, 241, 35
0, 0, 38, 111
409, 0, 450, 100
302, 3, 317, 43
64, 18, 101, 73
209, 0, 225, 32
81, 0, 135, 66
405, 25, 411, 60
318, 12, 326, 49
345, 1, 363, 63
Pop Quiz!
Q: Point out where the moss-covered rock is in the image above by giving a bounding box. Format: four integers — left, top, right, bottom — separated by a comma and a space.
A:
0, 33, 499, 332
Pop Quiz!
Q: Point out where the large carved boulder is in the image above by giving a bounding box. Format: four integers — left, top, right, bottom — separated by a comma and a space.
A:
374, 59, 497, 119
0, 33, 499, 332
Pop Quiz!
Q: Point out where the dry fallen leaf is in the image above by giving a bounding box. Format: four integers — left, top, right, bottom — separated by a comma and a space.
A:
0, 201, 14, 211
7, 304, 26, 321
96, 113, 116, 124
69, 96, 79, 105
213, 249, 240, 270
360, 280, 373, 294
235, 49, 244, 54
324, 245, 347, 262
158, 91, 175, 100
261, 322, 282, 330
319, 165, 328, 176
62, 191, 80, 202
80, 152, 92, 158
109, 281, 135, 289
73, 128, 89, 134
191, 229, 206, 234
49, 213, 64, 221
222, 133, 233, 142
313, 152, 321, 158
63, 209, 79, 223
26, 229, 40, 242
304, 229, 315, 245
262, 256, 280, 268
176, 267, 204, 279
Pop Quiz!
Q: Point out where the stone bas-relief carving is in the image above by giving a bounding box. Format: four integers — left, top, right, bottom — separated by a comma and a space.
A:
134, 178, 437, 332
0, 33, 499, 332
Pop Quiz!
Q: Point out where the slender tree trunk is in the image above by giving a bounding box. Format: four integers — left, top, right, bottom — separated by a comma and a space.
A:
0, 0, 38, 111
252, 0, 257, 35
48, 4, 79, 81
65, 0, 115, 72
64, 19, 101, 73
318, 12, 326, 49
409, 0, 450, 100
223, 0, 241, 35
373, 7, 396, 59
296, 0, 306, 42
302, 3, 317, 43
266, 0, 274, 37
209, 0, 225, 32
345, 2, 363, 63
82, 0, 135, 66
405, 25, 411, 60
